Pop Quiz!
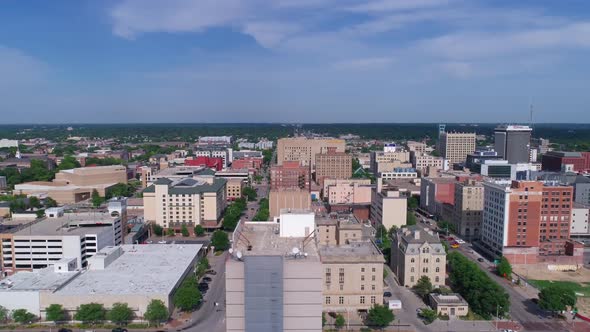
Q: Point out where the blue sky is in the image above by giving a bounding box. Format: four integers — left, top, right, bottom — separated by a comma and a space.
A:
1, 0, 590, 123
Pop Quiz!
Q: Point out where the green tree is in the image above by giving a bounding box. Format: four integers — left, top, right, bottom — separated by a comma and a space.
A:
106, 183, 135, 198
211, 230, 230, 251
174, 277, 203, 311
74, 303, 106, 324
366, 304, 395, 329
335, 314, 346, 329
45, 304, 67, 323
406, 213, 417, 226
538, 284, 577, 313
497, 257, 512, 279
194, 225, 205, 236
252, 198, 269, 221
107, 302, 134, 325
0, 305, 8, 323
419, 308, 437, 324
44, 197, 58, 208
322, 313, 326, 327
413, 276, 433, 300
91, 189, 104, 207
58, 155, 81, 171
242, 186, 257, 201
144, 299, 168, 326
28, 196, 41, 209
153, 224, 163, 236
181, 224, 190, 237
408, 196, 419, 210
167, 228, 175, 237
12, 309, 36, 324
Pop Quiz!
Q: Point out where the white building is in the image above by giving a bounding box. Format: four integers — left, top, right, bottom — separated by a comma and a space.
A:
0, 139, 19, 148
380, 168, 418, 180
278, 209, 315, 237
0, 212, 123, 276
571, 203, 590, 235
194, 148, 233, 168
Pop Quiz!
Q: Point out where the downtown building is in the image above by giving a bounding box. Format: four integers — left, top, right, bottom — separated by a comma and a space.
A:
277, 137, 345, 167
494, 125, 532, 164
478, 180, 583, 265
541, 151, 590, 173
314, 148, 352, 186
437, 131, 476, 165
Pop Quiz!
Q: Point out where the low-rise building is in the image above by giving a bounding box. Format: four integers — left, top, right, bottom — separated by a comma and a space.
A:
571, 203, 590, 236
391, 226, 446, 287
411, 153, 446, 172
380, 168, 418, 180
323, 179, 372, 205
226, 178, 244, 201
370, 151, 411, 174
429, 293, 469, 318
370, 180, 407, 230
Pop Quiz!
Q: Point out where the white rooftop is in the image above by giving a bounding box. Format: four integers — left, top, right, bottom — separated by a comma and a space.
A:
0, 268, 79, 292
55, 244, 201, 296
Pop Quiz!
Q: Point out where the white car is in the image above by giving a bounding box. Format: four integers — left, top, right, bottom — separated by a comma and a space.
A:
158, 240, 167, 244
456, 239, 466, 244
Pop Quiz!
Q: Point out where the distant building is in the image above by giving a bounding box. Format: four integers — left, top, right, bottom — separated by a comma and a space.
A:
226, 178, 244, 201
13, 165, 128, 204
411, 153, 446, 173
315, 148, 352, 185
541, 151, 590, 173
370, 150, 411, 174
406, 141, 427, 155
420, 177, 457, 216
143, 177, 227, 230
494, 125, 532, 164
197, 136, 232, 146
465, 150, 501, 170
379, 168, 418, 181
270, 161, 311, 190
194, 148, 232, 168
437, 131, 476, 165
0, 139, 18, 148
571, 203, 590, 236
0, 210, 124, 275
231, 157, 263, 170
277, 137, 345, 167
185, 156, 224, 171
429, 293, 469, 318
323, 179, 372, 205
391, 226, 446, 287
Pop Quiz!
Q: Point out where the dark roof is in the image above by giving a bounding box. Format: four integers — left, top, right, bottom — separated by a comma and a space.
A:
153, 178, 173, 185
196, 168, 216, 176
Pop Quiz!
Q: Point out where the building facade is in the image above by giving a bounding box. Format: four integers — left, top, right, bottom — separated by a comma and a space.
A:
314, 148, 352, 185
452, 180, 484, 240
494, 125, 532, 164
270, 161, 311, 190
370, 184, 407, 230
277, 137, 345, 167
269, 189, 311, 220
323, 179, 372, 205
438, 132, 476, 165
542, 151, 590, 173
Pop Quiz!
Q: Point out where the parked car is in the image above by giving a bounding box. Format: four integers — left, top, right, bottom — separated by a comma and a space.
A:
206, 269, 217, 275
450, 242, 460, 249
456, 239, 466, 244
112, 328, 128, 332
198, 283, 209, 290
447, 237, 455, 241
158, 240, 167, 244
477, 258, 485, 262
58, 329, 73, 332
202, 276, 212, 282
383, 291, 392, 297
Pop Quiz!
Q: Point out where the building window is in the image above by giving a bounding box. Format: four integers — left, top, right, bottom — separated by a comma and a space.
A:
372, 275, 376, 281
435, 258, 440, 263
372, 267, 376, 272
411, 267, 414, 272
340, 284, 343, 291
325, 297, 331, 305
339, 269, 344, 284
371, 296, 376, 304
410, 276, 415, 283
361, 275, 365, 281
436, 267, 440, 272
411, 258, 415, 263
372, 284, 375, 291
339, 297, 344, 305
361, 285, 364, 291
435, 276, 440, 283
360, 296, 365, 304
361, 267, 365, 272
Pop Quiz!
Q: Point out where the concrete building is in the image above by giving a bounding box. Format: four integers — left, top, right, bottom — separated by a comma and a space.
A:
437, 132, 476, 165
420, 177, 457, 216
14, 165, 128, 204
270, 161, 311, 190
314, 148, 352, 185
480, 180, 581, 264
406, 141, 427, 155
277, 209, 315, 237
370, 182, 407, 230
391, 226, 446, 287
542, 151, 590, 173
226, 178, 244, 201
370, 151, 411, 174
277, 137, 345, 167
143, 177, 227, 230
231, 157, 263, 171
194, 148, 232, 168
323, 179, 372, 205
226, 221, 322, 332
0, 139, 18, 148
494, 125, 532, 164
465, 150, 502, 170
571, 203, 590, 236
197, 136, 232, 146
429, 293, 469, 318
411, 153, 446, 173
269, 189, 311, 220
452, 180, 484, 240
380, 168, 418, 181
0, 211, 124, 276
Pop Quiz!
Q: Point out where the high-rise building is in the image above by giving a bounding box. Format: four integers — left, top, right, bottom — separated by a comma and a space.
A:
452, 180, 484, 240
480, 180, 580, 264
494, 125, 532, 164
437, 132, 476, 165
270, 161, 311, 190
277, 137, 345, 167
315, 148, 352, 185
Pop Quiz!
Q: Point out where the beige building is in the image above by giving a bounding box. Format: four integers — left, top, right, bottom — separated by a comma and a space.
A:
370, 151, 411, 174
143, 177, 227, 230
438, 132, 476, 165
429, 293, 469, 318
453, 180, 484, 240
406, 141, 427, 154
277, 137, 345, 167
391, 226, 446, 287
370, 181, 407, 230
14, 165, 128, 204
315, 148, 352, 185
269, 189, 311, 219
323, 179, 372, 205
411, 153, 446, 172
226, 178, 244, 201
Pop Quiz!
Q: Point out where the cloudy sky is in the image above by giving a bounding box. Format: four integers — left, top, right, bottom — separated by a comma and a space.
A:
1, 0, 590, 123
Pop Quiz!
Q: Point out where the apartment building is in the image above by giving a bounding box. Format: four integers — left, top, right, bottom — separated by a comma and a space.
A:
370, 181, 407, 230
391, 226, 446, 287
370, 151, 411, 174
323, 179, 372, 205
277, 137, 345, 167
270, 161, 311, 190
437, 132, 476, 165
315, 148, 352, 185
480, 180, 579, 264
143, 177, 227, 230
0, 211, 123, 276
14, 165, 128, 204
411, 153, 446, 172
269, 189, 311, 219
452, 180, 484, 240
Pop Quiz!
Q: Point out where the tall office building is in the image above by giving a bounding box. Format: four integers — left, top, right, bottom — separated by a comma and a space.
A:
315, 148, 352, 185
277, 137, 345, 167
437, 132, 476, 165
494, 125, 532, 164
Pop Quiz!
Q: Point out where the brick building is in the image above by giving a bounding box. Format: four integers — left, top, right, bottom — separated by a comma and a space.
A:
314, 148, 352, 186
185, 156, 224, 171
541, 151, 590, 173
270, 161, 311, 190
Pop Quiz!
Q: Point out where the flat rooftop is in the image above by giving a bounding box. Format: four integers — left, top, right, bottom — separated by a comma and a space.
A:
318, 241, 384, 264
14, 212, 117, 236
55, 244, 201, 296
232, 222, 319, 261
0, 268, 79, 292
431, 293, 468, 305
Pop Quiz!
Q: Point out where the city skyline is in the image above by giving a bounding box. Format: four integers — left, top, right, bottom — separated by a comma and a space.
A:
2, 0, 590, 123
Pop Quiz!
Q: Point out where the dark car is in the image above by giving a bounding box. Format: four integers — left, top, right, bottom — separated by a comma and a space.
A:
477, 258, 485, 262
202, 276, 212, 282
206, 269, 217, 275
383, 291, 392, 297
58, 329, 73, 332
112, 328, 128, 332
198, 283, 210, 290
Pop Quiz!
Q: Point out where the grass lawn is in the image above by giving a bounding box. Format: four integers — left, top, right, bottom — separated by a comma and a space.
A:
528, 279, 590, 297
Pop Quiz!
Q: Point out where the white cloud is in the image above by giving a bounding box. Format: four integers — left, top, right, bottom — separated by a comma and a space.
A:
332, 57, 394, 70
344, 0, 453, 13
0, 46, 49, 87
242, 21, 302, 48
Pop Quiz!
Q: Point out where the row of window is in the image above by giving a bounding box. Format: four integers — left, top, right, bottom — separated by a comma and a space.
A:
325, 296, 377, 305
